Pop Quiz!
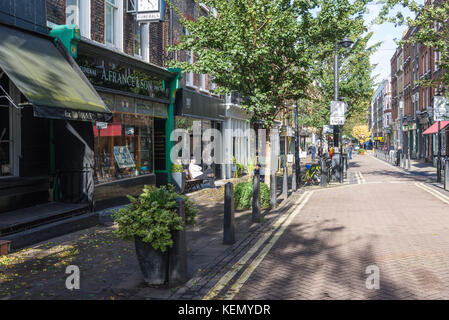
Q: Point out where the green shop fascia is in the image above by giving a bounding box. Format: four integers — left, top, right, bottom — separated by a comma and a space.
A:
52, 25, 181, 210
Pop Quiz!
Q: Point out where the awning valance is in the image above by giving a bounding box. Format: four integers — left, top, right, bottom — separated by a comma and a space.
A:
423, 121, 449, 135
0, 23, 112, 122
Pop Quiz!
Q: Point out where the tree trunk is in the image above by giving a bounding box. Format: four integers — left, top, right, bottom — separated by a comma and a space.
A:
264, 129, 272, 187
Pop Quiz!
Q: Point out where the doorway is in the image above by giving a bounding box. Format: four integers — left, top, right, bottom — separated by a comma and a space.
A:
0, 75, 21, 178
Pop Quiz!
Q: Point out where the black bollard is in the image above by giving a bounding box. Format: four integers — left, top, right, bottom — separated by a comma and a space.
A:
252, 174, 261, 223
223, 183, 235, 245
321, 158, 328, 187
437, 158, 442, 183
282, 165, 288, 199
270, 172, 277, 209
444, 159, 449, 191
168, 198, 188, 286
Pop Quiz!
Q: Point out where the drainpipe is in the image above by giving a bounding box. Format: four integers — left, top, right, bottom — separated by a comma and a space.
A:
166, 68, 182, 184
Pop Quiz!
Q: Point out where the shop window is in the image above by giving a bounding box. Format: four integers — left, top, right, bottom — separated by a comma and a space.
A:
93, 114, 154, 184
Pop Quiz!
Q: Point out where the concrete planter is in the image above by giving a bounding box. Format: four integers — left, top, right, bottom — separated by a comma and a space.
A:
171, 172, 186, 194
0, 240, 11, 256
134, 237, 169, 285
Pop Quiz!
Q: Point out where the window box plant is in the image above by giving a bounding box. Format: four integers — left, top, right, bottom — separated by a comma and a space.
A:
112, 185, 198, 285
171, 164, 186, 194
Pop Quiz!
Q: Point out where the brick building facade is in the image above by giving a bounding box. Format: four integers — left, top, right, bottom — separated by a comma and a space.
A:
389, 0, 449, 163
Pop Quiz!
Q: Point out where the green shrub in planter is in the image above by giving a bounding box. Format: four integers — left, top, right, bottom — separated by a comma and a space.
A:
112, 184, 198, 252
234, 181, 270, 210
171, 164, 184, 173
357, 148, 366, 154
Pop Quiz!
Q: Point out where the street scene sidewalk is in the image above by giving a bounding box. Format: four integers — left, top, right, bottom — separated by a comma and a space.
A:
0, 154, 357, 300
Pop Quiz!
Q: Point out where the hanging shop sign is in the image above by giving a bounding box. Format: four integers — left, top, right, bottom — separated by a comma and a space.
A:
136, 0, 165, 22
76, 54, 169, 101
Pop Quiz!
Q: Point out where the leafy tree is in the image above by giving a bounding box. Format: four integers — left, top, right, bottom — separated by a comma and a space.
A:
352, 124, 372, 145
298, 32, 379, 144
168, 0, 374, 182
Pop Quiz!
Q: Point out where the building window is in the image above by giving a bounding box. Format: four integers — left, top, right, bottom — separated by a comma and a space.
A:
200, 74, 207, 91
106, 0, 123, 48
134, 21, 141, 57
435, 51, 439, 71
183, 28, 195, 87
66, 0, 91, 38
66, 0, 79, 25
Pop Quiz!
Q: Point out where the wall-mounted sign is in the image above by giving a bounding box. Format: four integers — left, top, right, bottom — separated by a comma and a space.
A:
137, 0, 165, 22
76, 54, 169, 100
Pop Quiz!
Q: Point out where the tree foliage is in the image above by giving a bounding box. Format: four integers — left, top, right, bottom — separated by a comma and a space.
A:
352, 124, 372, 144
168, 0, 375, 128
297, 30, 379, 137
379, 0, 449, 92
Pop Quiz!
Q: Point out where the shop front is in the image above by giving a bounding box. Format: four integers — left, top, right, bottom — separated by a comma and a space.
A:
223, 103, 252, 179
75, 40, 179, 209
0, 22, 112, 217
174, 88, 225, 179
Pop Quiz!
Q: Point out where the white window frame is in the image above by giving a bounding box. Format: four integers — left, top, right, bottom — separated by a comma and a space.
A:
200, 74, 207, 91
435, 50, 439, 71
105, 0, 124, 50
126, 0, 137, 13
184, 28, 195, 87
185, 51, 195, 87
66, 0, 91, 39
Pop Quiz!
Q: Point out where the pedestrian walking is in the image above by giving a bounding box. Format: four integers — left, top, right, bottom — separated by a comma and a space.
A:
310, 144, 316, 161
348, 144, 353, 160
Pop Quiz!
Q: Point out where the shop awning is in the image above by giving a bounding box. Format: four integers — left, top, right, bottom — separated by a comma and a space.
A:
0, 23, 112, 122
422, 121, 449, 135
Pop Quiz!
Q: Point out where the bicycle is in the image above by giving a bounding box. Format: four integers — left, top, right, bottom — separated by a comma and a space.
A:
301, 163, 321, 186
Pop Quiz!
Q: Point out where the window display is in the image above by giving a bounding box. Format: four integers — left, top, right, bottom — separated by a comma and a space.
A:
0, 107, 11, 177
94, 113, 153, 183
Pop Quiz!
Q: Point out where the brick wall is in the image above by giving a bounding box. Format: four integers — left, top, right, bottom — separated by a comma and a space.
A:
91, 0, 104, 43
123, 11, 134, 56
46, 0, 65, 25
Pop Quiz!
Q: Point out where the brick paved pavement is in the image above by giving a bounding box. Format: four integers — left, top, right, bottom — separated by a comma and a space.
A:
220, 154, 449, 300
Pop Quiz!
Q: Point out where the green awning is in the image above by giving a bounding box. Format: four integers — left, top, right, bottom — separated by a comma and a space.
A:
0, 23, 112, 122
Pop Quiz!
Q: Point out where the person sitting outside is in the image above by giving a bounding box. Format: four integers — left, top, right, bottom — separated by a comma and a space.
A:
189, 158, 208, 180
253, 163, 265, 183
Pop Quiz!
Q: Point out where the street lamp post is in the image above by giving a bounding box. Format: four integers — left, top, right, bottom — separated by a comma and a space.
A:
334, 37, 353, 183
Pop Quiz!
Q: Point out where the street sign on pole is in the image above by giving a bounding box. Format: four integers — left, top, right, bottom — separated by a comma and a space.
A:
434, 96, 449, 121
330, 101, 347, 126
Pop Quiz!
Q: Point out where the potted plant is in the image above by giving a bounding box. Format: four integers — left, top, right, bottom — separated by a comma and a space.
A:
112, 185, 198, 285
171, 164, 186, 194
358, 148, 367, 155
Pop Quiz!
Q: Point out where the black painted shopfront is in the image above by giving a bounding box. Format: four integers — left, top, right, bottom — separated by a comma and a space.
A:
75, 40, 176, 209
0, 21, 112, 240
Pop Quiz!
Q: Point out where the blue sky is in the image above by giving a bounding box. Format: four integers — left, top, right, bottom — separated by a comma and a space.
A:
365, 2, 414, 84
